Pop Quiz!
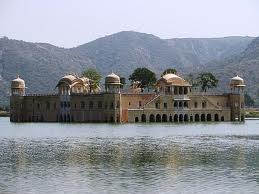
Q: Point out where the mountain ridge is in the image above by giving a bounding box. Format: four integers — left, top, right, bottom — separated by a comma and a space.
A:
0, 31, 257, 106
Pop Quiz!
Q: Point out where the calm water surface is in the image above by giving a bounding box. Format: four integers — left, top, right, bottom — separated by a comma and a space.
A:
0, 117, 259, 194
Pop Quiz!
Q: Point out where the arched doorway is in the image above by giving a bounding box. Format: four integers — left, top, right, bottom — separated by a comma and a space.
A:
150, 114, 155, 122
215, 114, 219, 121
110, 116, 114, 123
179, 114, 183, 122
141, 114, 146, 122
201, 114, 206, 122
135, 117, 139, 122
190, 115, 193, 122
207, 114, 212, 121
184, 114, 189, 122
174, 114, 178, 122
162, 114, 167, 122
221, 116, 224, 121
195, 114, 200, 122
156, 114, 161, 122
59, 115, 63, 122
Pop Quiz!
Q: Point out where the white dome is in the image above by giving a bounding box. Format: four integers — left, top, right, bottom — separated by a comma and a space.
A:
105, 72, 120, 84
230, 75, 245, 87
11, 76, 25, 88
162, 73, 184, 81
159, 73, 190, 86
231, 75, 244, 82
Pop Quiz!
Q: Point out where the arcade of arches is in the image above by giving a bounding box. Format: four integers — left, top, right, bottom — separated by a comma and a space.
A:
134, 113, 224, 123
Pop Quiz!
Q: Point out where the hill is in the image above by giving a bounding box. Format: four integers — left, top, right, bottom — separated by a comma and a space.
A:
71, 31, 253, 75
208, 37, 259, 102
0, 31, 255, 106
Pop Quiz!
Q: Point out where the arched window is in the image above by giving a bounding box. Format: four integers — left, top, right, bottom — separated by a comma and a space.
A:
98, 101, 102, 109
202, 101, 206, 108
201, 114, 206, 121
174, 114, 178, 122
184, 87, 188, 94
184, 114, 188, 122
110, 116, 114, 122
155, 102, 160, 109
110, 102, 114, 109
179, 114, 183, 122
156, 114, 161, 122
207, 114, 212, 121
141, 114, 146, 122
194, 102, 198, 108
37, 103, 41, 110
59, 115, 63, 122
81, 101, 85, 109
174, 87, 178, 95
195, 114, 200, 122
46, 102, 50, 110
149, 114, 155, 122
162, 114, 167, 122
215, 114, 219, 121
89, 101, 94, 109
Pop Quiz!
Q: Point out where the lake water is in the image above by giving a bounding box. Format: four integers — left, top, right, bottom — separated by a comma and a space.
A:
0, 117, 259, 194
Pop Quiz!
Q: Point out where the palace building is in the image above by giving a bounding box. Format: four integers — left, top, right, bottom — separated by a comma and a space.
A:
10, 72, 245, 123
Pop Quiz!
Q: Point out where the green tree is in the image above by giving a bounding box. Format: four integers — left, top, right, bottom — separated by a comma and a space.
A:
82, 68, 101, 90
129, 67, 156, 91
197, 72, 218, 92
244, 93, 254, 107
161, 68, 177, 76
185, 73, 199, 87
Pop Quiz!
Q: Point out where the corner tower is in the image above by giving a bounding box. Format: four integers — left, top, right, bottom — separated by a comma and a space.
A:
11, 75, 26, 96
229, 75, 246, 121
105, 72, 121, 93
10, 75, 26, 122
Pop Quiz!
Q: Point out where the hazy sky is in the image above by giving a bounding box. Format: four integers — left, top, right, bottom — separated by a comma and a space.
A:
1, 0, 259, 48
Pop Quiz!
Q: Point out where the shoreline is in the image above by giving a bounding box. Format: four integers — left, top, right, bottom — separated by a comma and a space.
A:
0, 111, 10, 117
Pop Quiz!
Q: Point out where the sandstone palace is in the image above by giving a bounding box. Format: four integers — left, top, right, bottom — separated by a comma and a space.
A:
10, 72, 245, 123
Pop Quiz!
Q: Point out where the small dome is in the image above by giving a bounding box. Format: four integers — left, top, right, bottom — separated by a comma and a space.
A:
162, 73, 183, 81
230, 75, 245, 87
105, 72, 120, 84
56, 74, 78, 87
11, 75, 25, 88
60, 74, 77, 83
160, 73, 190, 86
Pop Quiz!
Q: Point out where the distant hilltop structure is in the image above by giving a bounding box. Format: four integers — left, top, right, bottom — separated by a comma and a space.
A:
10, 72, 245, 123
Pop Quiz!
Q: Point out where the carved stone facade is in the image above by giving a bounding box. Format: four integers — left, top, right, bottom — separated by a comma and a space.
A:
10, 73, 245, 123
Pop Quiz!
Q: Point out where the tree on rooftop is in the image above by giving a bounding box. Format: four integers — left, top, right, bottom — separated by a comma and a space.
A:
185, 73, 199, 87
197, 72, 218, 92
82, 68, 101, 91
129, 67, 156, 91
